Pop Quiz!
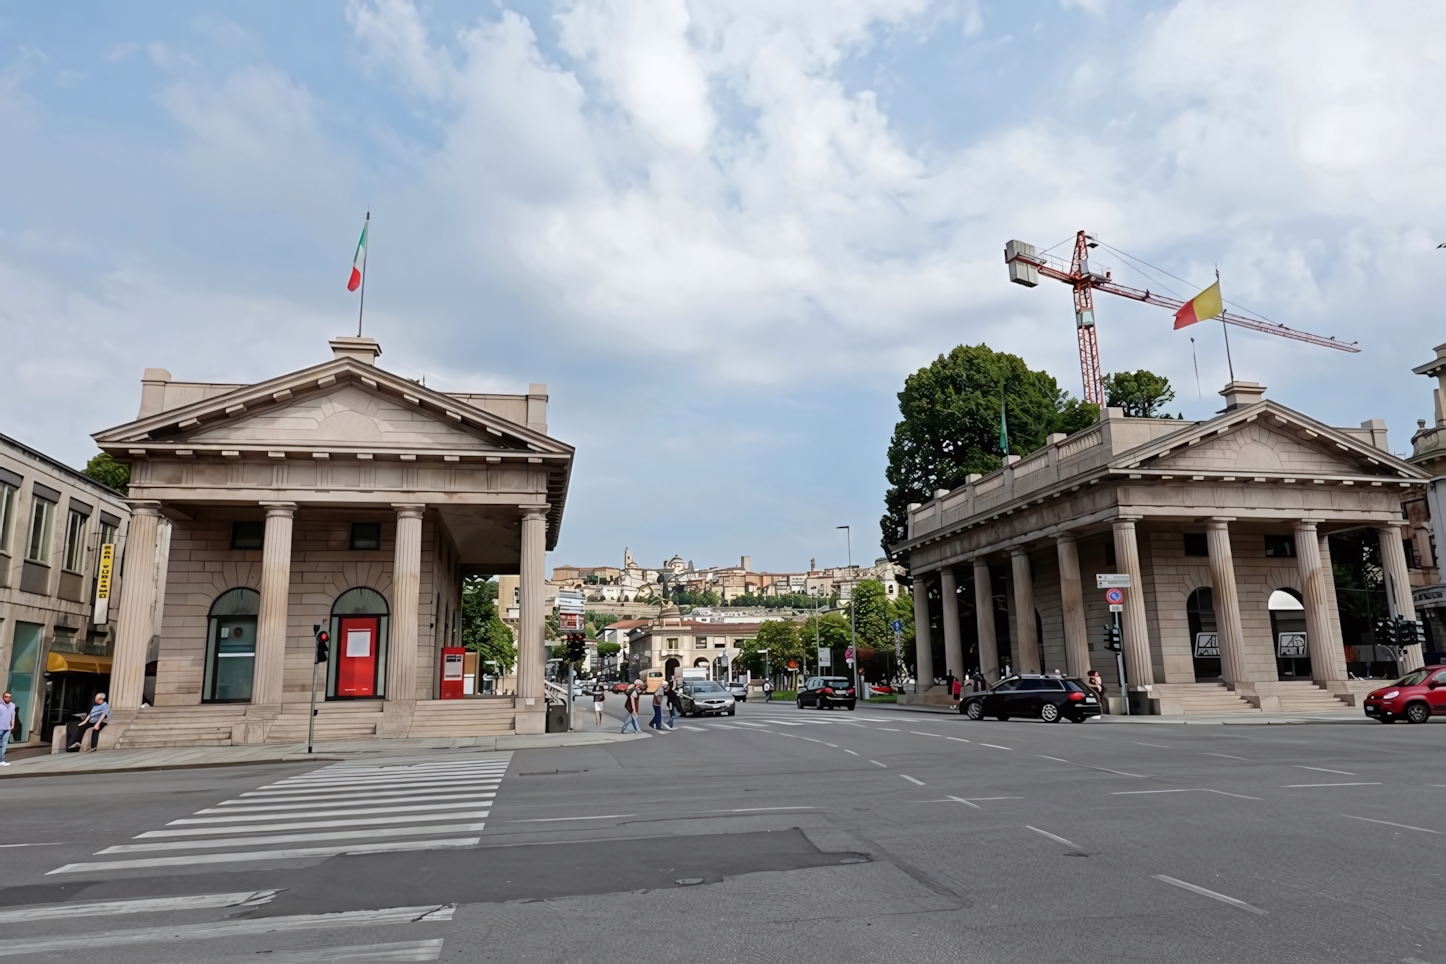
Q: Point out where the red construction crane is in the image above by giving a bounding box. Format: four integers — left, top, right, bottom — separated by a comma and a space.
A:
1004, 230, 1360, 405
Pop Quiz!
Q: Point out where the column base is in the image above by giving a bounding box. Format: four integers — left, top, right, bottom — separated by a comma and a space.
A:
377, 701, 417, 739
514, 701, 546, 735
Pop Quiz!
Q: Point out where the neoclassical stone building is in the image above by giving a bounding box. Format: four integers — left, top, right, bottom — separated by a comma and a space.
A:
91, 337, 572, 745
894, 382, 1429, 715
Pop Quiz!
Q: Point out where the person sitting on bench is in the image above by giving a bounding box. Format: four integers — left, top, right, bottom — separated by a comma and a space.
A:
70, 693, 110, 752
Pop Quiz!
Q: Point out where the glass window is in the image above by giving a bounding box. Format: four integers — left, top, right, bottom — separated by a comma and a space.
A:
694, 637, 708, 649
26, 498, 54, 563
51, 627, 79, 653
203, 588, 261, 703
98, 520, 117, 549
350, 522, 381, 550
1183, 533, 1209, 557
666, 638, 680, 650
62, 510, 87, 572
1264, 535, 1296, 558
231, 521, 264, 549
0, 482, 16, 554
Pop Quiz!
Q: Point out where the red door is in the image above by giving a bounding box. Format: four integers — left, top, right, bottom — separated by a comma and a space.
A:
336, 616, 379, 697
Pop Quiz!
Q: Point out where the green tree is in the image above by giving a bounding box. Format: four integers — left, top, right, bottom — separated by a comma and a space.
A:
84, 452, 129, 492
847, 580, 892, 652
742, 620, 804, 679
460, 576, 516, 674
596, 641, 621, 659
1103, 370, 1176, 418
881, 344, 1097, 551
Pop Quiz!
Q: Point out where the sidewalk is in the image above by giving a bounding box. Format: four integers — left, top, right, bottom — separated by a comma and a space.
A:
0, 727, 649, 779
857, 698, 1374, 725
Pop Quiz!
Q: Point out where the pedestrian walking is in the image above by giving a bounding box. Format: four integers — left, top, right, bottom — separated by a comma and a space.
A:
666, 681, 683, 728
621, 684, 641, 733
0, 692, 15, 766
71, 692, 110, 752
593, 681, 607, 726
763, 679, 773, 702
1087, 669, 1107, 714
971, 669, 986, 693
650, 685, 665, 731
950, 676, 962, 700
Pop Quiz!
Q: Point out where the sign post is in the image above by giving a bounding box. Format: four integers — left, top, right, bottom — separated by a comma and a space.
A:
1102, 586, 1130, 716
818, 647, 831, 669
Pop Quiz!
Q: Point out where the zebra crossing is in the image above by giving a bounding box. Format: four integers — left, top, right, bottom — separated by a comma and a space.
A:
48, 753, 512, 875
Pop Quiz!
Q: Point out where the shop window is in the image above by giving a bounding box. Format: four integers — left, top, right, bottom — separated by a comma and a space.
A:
1264, 535, 1296, 558
231, 521, 264, 549
203, 588, 260, 703
350, 522, 382, 550
26, 498, 55, 563
1183, 533, 1209, 557
0, 480, 16, 554
62, 510, 87, 573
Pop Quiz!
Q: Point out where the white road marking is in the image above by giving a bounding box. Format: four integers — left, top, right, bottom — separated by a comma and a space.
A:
708, 807, 814, 813
1203, 753, 1249, 761
1152, 875, 1266, 915
1342, 815, 1441, 835
901, 775, 926, 786
844, 749, 859, 755
679, 725, 705, 731
171, 800, 496, 824
250, 939, 444, 962
875, 727, 900, 731
98, 823, 491, 853
730, 721, 771, 728
870, 760, 887, 768
1293, 766, 1356, 776
1037, 755, 1145, 778
1133, 742, 1170, 748
705, 724, 741, 729
202, 792, 499, 814
137, 810, 494, 838
1113, 788, 1262, 800
0, 905, 456, 955
511, 814, 635, 823
946, 796, 982, 810
1281, 783, 1381, 788
48, 837, 481, 874
0, 842, 62, 848
979, 743, 1012, 751
947, 737, 971, 743
964, 796, 1023, 802
825, 743, 839, 748
1027, 826, 1081, 849
0, 891, 279, 923
910, 731, 940, 737
241, 779, 502, 798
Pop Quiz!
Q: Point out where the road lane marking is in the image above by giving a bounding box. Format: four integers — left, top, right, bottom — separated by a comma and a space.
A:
870, 760, 887, 768
947, 737, 971, 743
254, 940, 444, 963
137, 811, 494, 838
1294, 766, 1356, 776
825, 743, 839, 748
731, 722, 770, 728
1203, 753, 1249, 761
679, 725, 705, 731
844, 749, 859, 755
0, 891, 279, 923
1342, 815, 1441, 834
901, 775, 926, 786
1113, 789, 1261, 800
99, 824, 492, 853
705, 724, 741, 729
48, 838, 480, 874
1026, 826, 1081, 849
910, 731, 940, 737
511, 814, 636, 823
239, 781, 501, 801
1133, 742, 1170, 748
875, 727, 900, 732
946, 796, 982, 810
172, 800, 497, 823
0, 905, 456, 955
1282, 783, 1381, 788
709, 807, 815, 813
979, 743, 1012, 751
1037, 755, 1145, 778
203, 792, 499, 813
1153, 875, 1266, 915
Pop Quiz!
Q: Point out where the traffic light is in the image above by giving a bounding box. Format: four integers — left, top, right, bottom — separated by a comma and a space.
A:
565, 633, 586, 662
314, 625, 330, 664
1373, 616, 1424, 648
1101, 623, 1122, 652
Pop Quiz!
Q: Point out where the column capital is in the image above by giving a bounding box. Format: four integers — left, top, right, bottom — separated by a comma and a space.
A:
127, 501, 162, 517
259, 501, 298, 517
1113, 515, 1142, 527
1293, 519, 1321, 532
1376, 520, 1410, 532
391, 503, 426, 519
1207, 517, 1235, 528
1008, 545, 1029, 557
519, 504, 551, 522
1054, 531, 1077, 544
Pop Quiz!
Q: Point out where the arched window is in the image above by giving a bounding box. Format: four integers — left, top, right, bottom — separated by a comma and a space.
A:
327, 588, 389, 699
204, 588, 260, 703
1269, 588, 1311, 680
1187, 587, 1220, 680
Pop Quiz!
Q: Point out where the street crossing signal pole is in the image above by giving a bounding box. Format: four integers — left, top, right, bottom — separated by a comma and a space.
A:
309, 625, 330, 754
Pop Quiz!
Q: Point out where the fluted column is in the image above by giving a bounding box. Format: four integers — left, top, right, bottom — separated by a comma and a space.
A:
387, 504, 425, 700
111, 502, 161, 709
1378, 524, 1424, 672
1112, 518, 1155, 688
1296, 521, 1345, 682
252, 503, 296, 706
973, 560, 999, 682
939, 566, 964, 682
1205, 519, 1250, 683
1010, 548, 1040, 673
912, 576, 934, 692
1056, 534, 1090, 678
516, 506, 549, 708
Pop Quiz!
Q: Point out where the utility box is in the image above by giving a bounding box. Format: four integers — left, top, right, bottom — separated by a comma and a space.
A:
439, 647, 466, 700
545, 702, 569, 733
1005, 240, 1039, 287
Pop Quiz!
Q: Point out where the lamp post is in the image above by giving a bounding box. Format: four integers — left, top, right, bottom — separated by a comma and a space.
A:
837, 525, 861, 701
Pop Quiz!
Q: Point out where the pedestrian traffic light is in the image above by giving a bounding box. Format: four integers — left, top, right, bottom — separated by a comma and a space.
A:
1102, 623, 1122, 652
314, 625, 330, 664
565, 633, 586, 662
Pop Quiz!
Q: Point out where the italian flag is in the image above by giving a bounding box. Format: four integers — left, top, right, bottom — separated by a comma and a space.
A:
1173, 279, 1223, 329
347, 220, 368, 292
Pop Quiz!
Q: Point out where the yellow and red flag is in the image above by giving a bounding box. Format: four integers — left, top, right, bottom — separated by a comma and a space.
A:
1173, 279, 1223, 329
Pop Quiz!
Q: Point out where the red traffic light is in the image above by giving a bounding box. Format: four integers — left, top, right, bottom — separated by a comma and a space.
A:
316, 631, 330, 644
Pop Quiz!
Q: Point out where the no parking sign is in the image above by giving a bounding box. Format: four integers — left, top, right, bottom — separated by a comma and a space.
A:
1103, 587, 1126, 606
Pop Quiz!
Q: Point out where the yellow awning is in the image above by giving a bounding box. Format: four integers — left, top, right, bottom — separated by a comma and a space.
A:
47, 653, 113, 675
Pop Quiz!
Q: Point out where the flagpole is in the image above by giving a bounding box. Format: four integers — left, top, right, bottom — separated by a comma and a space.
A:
357, 211, 370, 338
1214, 269, 1234, 382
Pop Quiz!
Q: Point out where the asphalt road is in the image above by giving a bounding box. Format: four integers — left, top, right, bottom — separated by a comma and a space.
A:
2, 696, 1444, 962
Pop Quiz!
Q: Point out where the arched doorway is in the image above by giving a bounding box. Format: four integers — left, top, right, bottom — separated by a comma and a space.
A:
1270, 589, 1311, 680
329, 588, 389, 699
664, 657, 680, 683
693, 657, 711, 680
203, 588, 259, 703
1188, 588, 1221, 680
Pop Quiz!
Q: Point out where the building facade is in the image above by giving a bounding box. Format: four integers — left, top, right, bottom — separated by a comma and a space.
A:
88, 337, 573, 746
894, 382, 1428, 715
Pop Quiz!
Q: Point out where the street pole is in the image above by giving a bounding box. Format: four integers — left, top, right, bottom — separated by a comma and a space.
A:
307, 657, 320, 755
567, 661, 575, 731
838, 525, 860, 700
1114, 611, 1130, 717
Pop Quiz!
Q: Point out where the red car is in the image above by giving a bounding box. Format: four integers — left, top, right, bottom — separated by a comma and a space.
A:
1363, 665, 1446, 724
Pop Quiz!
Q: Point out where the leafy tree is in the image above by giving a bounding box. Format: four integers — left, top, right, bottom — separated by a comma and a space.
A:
740, 620, 804, 679
881, 344, 1097, 552
545, 611, 561, 642
586, 612, 623, 631
1103, 370, 1176, 418
461, 576, 516, 674
725, 592, 836, 610
670, 588, 720, 607
847, 580, 892, 652
84, 452, 129, 492
596, 641, 621, 658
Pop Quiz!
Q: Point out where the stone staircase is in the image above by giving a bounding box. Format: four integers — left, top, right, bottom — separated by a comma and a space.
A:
1150, 683, 1259, 716
408, 698, 516, 738
265, 703, 385, 743
1272, 680, 1353, 712
114, 705, 250, 748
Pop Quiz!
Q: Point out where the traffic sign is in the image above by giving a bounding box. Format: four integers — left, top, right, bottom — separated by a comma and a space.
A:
818, 647, 832, 668
891, 619, 903, 633
1103, 587, 1126, 606
1097, 574, 1131, 589
844, 646, 855, 661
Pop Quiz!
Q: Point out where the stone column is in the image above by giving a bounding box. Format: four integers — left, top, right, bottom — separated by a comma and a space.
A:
111, 502, 161, 710
1010, 548, 1040, 673
387, 504, 425, 701
516, 506, 550, 724
1056, 534, 1090, 678
912, 575, 934, 692
1296, 521, 1345, 683
1378, 524, 1424, 672
1205, 518, 1250, 684
1111, 518, 1156, 689
939, 566, 964, 682
251, 503, 296, 706
973, 560, 999, 682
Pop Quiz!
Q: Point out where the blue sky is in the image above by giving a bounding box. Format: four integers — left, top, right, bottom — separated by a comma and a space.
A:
2, 0, 1443, 574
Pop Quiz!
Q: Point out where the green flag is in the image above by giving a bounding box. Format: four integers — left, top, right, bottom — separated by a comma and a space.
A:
999, 394, 1009, 455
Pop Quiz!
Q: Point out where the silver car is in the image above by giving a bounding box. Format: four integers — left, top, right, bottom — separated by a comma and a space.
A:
681, 681, 736, 717
725, 679, 748, 702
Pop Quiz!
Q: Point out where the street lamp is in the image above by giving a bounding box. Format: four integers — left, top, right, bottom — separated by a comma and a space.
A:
837, 525, 861, 702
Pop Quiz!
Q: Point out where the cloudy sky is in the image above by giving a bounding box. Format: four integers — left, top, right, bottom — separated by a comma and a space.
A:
2, 0, 1443, 573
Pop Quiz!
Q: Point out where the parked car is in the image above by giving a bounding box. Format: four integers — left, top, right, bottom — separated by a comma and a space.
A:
680, 681, 736, 716
958, 675, 1100, 723
1363, 665, 1446, 723
796, 676, 857, 710
725, 680, 748, 701
611, 681, 632, 694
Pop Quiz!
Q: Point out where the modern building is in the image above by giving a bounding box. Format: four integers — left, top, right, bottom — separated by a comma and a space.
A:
87, 336, 573, 746
0, 435, 132, 747
893, 381, 1428, 715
